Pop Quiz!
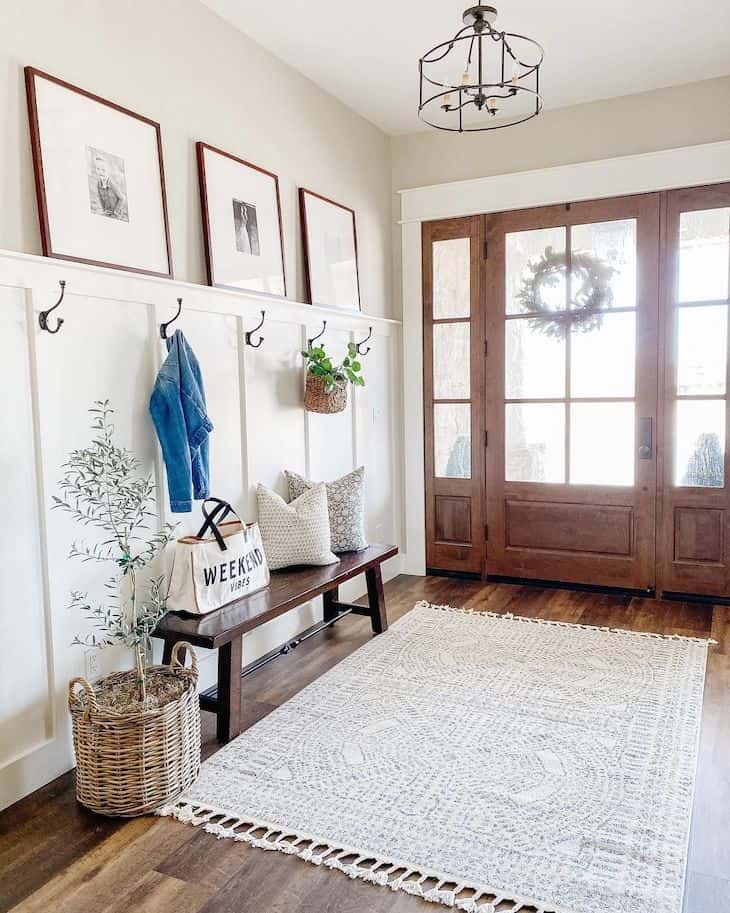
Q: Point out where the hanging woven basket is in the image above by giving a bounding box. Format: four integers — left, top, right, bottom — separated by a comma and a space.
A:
304, 372, 348, 414
67, 641, 200, 817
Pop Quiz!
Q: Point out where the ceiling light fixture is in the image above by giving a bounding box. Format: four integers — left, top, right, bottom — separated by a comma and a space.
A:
419, 4, 543, 132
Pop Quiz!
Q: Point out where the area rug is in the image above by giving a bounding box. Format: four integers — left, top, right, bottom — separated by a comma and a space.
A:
159, 602, 712, 913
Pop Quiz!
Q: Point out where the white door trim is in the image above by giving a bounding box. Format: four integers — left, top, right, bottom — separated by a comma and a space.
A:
398, 139, 730, 224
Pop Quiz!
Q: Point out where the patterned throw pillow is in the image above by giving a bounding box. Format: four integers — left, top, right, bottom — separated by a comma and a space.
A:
256, 483, 339, 571
285, 466, 367, 553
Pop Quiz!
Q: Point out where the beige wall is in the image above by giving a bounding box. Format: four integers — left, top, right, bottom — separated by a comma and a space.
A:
391, 76, 730, 315
1, 1, 728, 322
392, 76, 730, 190
0, 0, 393, 317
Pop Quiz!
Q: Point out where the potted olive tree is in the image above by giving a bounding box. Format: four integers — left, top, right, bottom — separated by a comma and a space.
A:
58, 401, 200, 816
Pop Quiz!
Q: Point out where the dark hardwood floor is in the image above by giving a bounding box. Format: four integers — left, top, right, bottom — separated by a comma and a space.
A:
1, 574, 728, 913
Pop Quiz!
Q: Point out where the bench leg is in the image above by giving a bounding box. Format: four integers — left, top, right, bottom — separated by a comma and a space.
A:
217, 636, 242, 743
365, 565, 388, 634
322, 585, 340, 623
161, 639, 173, 665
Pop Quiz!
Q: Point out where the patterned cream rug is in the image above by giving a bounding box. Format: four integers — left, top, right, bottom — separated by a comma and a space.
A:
159, 602, 712, 913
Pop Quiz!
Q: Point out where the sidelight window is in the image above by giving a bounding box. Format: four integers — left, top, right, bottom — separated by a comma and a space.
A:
673, 207, 730, 488
432, 238, 472, 479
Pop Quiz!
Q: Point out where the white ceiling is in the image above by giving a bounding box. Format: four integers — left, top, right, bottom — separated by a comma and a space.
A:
202, 0, 730, 135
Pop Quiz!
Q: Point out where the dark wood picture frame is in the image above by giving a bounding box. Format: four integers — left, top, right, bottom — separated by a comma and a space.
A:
299, 188, 361, 311
197, 141, 287, 298
24, 66, 173, 278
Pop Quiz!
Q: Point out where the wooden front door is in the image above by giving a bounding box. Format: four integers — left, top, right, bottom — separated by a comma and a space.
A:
484, 194, 661, 590
423, 184, 730, 597
658, 184, 730, 596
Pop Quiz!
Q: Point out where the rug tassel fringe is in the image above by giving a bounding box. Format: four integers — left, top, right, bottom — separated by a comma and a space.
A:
157, 800, 581, 913
416, 601, 718, 646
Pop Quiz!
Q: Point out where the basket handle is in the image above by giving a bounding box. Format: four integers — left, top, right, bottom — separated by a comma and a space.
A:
67, 676, 98, 716
170, 640, 197, 674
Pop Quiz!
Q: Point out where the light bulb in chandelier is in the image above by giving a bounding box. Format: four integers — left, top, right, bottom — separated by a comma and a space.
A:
505, 48, 521, 87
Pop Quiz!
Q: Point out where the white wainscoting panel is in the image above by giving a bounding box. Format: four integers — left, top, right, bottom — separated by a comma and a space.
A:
0, 288, 53, 771
0, 250, 402, 809
243, 319, 307, 509
306, 325, 356, 483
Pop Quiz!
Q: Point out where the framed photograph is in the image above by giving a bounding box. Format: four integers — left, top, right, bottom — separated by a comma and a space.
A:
299, 188, 360, 311
25, 67, 172, 277
197, 142, 286, 297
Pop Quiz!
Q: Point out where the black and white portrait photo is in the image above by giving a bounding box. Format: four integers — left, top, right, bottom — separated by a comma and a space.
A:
25, 68, 172, 275
87, 146, 129, 222
232, 199, 260, 256
197, 142, 286, 295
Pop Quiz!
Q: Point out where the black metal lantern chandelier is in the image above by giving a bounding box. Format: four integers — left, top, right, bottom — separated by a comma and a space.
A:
419, 4, 543, 132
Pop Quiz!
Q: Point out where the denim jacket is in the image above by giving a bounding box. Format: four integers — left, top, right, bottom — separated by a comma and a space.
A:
149, 330, 213, 513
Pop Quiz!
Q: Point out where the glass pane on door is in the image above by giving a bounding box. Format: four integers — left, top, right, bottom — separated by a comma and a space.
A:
570, 402, 635, 486
434, 403, 471, 479
505, 318, 565, 399
570, 312, 636, 398
505, 227, 566, 314
505, 403, 565, 482
678, 208, 730, 302
433, 323, 470, 398
433, 239, 471, 318
675, 399, 726, 488
571, 219, 637, 308
676, 306, 727, 396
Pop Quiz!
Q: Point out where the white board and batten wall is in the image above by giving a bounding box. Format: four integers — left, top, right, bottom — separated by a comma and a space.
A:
0, 249, 404, 810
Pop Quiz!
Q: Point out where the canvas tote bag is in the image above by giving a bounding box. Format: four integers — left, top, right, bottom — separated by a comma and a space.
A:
167, 498, 270, 615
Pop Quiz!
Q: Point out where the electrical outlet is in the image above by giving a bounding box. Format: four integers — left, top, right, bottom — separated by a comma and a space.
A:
84, 648, 101, 682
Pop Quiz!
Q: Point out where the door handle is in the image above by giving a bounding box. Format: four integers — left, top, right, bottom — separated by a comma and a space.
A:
639, 416, 653, 460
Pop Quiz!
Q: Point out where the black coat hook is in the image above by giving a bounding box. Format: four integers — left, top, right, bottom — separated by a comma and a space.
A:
355, 326, 372, 356
160, 297, 183, 339
308, 320, 327, 350
245, 310, 266, 348
38, 280, 66, 334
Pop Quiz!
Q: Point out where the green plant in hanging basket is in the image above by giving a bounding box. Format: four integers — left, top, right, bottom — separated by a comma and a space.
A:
516, 245, 617, 338
301, 342, 366, 391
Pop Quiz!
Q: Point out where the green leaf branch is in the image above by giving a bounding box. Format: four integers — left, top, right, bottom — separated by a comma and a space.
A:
55, 401, 176, 702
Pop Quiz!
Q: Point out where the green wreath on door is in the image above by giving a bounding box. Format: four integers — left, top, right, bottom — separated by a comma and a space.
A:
516, 246, 617, 337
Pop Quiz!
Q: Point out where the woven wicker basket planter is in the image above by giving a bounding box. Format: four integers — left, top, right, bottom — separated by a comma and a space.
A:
304, 373, 348, 414
67, 641, 201, 817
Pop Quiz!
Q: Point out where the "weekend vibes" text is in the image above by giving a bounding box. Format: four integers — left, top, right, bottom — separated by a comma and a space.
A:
202, 547, 266, 593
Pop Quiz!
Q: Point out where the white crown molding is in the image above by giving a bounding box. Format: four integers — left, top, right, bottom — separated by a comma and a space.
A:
398, 139, 730, 223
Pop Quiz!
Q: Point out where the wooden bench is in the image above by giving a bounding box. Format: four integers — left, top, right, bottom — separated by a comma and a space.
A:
153, 544, 398, 743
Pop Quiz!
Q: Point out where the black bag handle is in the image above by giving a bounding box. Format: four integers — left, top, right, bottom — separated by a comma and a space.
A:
196, 498, 241, 551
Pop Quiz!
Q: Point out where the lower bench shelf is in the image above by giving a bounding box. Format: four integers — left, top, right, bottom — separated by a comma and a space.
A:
153, 544, 398, 742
